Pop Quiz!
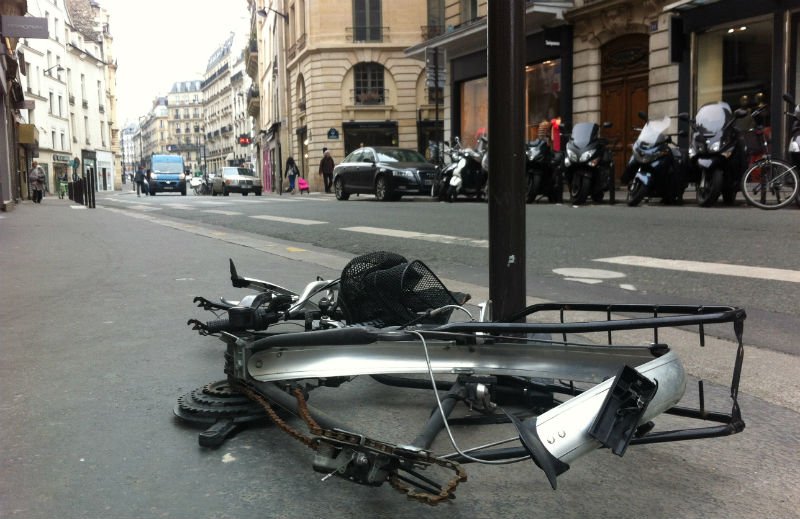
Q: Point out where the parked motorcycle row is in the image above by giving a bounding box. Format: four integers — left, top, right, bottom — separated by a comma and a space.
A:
431, 93, 800, 208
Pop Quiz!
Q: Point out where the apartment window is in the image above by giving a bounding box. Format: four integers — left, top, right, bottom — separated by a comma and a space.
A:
60, 132, 65, 150
354, 62, 385, 104
353, 0, 382, 42
54, 18, 59, 42
49, 92, 54, 113
80, 74, 86, 100
51, 131, 56, 147
461, 0, 478, 24
101, 122, 106, 146
47, 50, 53, 71
84, 116, 89, 142
97, 80, 102, 106
58, 95, 63, 116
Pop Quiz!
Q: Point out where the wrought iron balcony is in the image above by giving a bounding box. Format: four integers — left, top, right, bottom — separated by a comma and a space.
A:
351, 88, 388, 105
346, 26, 389, 43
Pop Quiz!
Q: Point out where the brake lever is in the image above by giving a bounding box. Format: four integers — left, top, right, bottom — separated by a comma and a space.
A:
193, 296, 235, 311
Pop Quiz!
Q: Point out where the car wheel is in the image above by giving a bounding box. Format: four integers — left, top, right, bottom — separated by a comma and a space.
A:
255, 190, 262, 196
334, 177, 350, 200
375, 176, 390, 201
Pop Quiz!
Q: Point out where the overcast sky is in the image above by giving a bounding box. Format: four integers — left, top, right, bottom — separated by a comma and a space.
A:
101, 0, 250, 126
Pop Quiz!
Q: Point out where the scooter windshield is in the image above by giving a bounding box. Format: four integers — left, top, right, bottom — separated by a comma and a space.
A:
571, 122, 599, 148
695, 102, 732, 137
637, 116, 671, 147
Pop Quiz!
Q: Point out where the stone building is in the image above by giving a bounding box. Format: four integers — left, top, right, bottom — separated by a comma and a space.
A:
166, 80, 204, 173
251, 0, 439, 192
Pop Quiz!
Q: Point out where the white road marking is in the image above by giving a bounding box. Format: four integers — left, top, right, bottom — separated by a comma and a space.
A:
203, 209, 242, 216
619, 284, 637, 291
341, 226, 489, 248
552, 268, 626, 279
595, 255, 800, 283
250, 215, 326, 225
564, 277, 603, 285
70, 205, 87, 209
164, 203, 193, 210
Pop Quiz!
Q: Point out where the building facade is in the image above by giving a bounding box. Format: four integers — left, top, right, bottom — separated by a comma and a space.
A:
250, 0, 444, 192
166, 80, 204, 173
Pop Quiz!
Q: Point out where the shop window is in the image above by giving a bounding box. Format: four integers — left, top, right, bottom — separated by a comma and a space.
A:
459, 77, 488, 148
695, 18, 772, 111
525, 60, 561, 141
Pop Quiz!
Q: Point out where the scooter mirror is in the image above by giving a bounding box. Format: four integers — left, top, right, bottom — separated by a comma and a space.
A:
638, 111, 648, 121
783, 93, 796, 105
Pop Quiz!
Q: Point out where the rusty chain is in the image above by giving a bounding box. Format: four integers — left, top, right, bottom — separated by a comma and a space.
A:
234, 381, 467, 505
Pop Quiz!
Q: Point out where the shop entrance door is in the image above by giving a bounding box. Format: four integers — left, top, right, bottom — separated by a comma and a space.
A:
600, 34, 649, 182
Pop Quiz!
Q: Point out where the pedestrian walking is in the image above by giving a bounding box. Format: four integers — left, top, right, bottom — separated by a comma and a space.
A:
134, 165, 149, 197
57, 171, 68, 199
28, 161, 46, 203
318, 147, 335, 193
285, 157, 299, 194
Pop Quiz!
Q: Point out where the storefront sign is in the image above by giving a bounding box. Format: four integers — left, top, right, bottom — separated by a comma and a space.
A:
327, 128, 339, 139
53, 154, 71, 163
0, 16, 49, 39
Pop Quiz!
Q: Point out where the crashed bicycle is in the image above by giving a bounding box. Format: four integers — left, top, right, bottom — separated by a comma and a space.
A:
175, 252, 746, 505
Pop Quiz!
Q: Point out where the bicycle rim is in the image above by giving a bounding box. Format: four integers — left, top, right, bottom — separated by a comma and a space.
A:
741, 159, 799, 210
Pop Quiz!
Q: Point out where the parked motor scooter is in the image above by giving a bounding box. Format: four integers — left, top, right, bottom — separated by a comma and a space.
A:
680, 102, 748, 207
622, 113, 687, 206
440, 136, 488, 202
563, 122, 615, 205
526, 138, 563, 203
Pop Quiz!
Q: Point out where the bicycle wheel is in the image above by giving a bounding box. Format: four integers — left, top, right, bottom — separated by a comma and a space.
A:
741, 158, 799, 210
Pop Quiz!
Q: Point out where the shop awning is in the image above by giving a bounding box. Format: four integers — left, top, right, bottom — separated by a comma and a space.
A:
404, 1, 574, 61
663, 0, 722, 12
18, 124, 39, 145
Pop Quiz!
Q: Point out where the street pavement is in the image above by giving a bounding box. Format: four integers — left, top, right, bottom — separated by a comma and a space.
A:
1, 193, 799, 519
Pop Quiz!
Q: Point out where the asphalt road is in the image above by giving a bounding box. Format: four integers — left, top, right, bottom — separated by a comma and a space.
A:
1, 193, 798, 519
101, 188, 800, 356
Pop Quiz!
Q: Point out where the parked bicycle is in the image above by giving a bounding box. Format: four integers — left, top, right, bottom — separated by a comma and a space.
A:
740, 96, 800, 209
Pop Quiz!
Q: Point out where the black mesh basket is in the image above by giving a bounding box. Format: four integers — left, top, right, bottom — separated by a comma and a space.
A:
339, 252, 461, 326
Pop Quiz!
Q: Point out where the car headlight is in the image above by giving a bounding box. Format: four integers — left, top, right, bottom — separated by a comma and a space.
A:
392, 169, 415, 179
580, 150, 596, 163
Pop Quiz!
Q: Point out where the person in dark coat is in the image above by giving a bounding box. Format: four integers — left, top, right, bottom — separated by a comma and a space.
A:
318, 147, 335, 193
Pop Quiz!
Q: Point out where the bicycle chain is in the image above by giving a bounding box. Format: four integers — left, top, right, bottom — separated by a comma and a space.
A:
235, 382, 467, 505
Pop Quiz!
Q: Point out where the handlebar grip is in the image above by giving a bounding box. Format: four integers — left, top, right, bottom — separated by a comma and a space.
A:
204, 318, 231, 333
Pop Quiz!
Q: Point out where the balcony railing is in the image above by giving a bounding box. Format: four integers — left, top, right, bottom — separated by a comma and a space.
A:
351, 88, 388, 105
346, 26, 389, 43
298, 98, 306, 112
421, 25, 444, 40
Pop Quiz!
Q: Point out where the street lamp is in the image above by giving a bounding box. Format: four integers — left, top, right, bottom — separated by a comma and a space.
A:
44, 65, 64, 76
257, 7, 288, 23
